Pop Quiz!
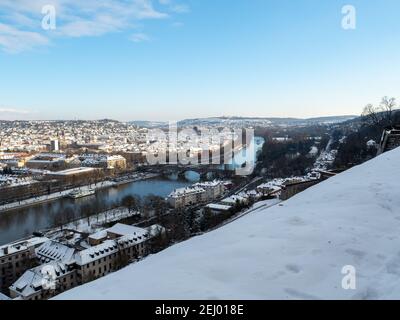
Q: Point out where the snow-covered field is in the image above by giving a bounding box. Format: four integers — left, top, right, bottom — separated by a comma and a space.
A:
57, 147, 400, 300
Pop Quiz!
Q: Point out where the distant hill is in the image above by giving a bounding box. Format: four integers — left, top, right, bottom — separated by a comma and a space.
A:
129, 115, 357, 128
304, 115, 358, 124
128, 120, 168, 128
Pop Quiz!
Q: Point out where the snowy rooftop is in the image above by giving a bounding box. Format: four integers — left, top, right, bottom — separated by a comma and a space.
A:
75, 240, 120, 265
257, 179, 286, 189
56, 147, 400, 300
10, 261, 73, 298
0, 176, 36, 188
107, 223, 148, 237
0, 237, 48, 258
0, 292, 10, 300
76, 231, 150, 266
220, 195, 247, 205
206, 203, 232, 211
193, 180, 224, 188
36, 241, 76, 264
168, 186, 205, 198
75, 223, 151, 265
88, 230, 108, 241
47, 167, 96, 176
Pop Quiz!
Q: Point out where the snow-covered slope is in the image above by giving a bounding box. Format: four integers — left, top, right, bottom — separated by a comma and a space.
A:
57, 148, 400, 300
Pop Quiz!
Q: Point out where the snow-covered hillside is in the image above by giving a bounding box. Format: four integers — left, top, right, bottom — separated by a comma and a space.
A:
57, 148, 400, 300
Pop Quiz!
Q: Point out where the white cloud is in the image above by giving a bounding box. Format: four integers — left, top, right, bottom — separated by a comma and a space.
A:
158, 0, 189, 14
0, 0, 188, 53
58, 16, 123, 38
170, 4, 190, 13
172, 21, 184, 28
130, 32, 150, 43
0, 23, 48, 53
0, 107, 31, 114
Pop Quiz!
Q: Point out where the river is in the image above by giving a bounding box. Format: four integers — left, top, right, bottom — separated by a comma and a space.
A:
0, 136, 264, 245
0, 178, 194, 245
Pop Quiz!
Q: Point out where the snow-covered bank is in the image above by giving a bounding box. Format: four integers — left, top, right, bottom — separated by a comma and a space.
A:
46, 207, 139, 235
56, 148, 400, 300
0, 181, 114, 213
0, 173, 158, 213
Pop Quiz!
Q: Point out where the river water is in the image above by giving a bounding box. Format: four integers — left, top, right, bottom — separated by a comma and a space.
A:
0, 136, 264, 245
0, 178, 193, 245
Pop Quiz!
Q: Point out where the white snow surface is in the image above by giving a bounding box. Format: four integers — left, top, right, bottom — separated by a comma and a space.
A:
56, 148, 400, 300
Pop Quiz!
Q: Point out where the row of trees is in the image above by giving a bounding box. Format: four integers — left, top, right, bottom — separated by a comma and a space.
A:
1, 167, 13, 175
333, 97, 399, 169
361, 96, 398, 128
161, 198, 256, 246
257, 138, 320, 178
52, 194, 165, 231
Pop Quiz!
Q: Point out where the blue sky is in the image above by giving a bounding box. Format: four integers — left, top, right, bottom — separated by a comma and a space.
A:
0, 0, 399, 121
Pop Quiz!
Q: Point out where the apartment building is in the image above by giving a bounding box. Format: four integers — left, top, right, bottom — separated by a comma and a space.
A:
193, 180, 226, 200
76, 234, 148, 283
80, 154, 127, 170
9, 261, 78, 300
167, 186, 207, 208
220, 195, 249, 206
105, 155, 127, 170
46, 167, 98, 184
8, 223, 161, 300
25, 153, 68, 171
167, 180, 226, 209
0, 237, 48, 294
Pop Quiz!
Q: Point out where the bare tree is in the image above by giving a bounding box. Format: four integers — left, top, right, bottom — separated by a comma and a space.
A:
381, 96, 396, 126
362, 104, 380, 126
121, 195, 138, 213
362, 96, 397, 127
72, 219, 80, 231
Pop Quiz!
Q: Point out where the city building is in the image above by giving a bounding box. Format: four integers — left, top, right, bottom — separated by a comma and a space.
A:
256, 183, 282, 197
9, 261, 78, 301
167, 186, 207, 208
205, 203, 232, 214
50, 140, 60, 152
46, 167, 98, 184
105, 155, 127, 170
76, 225, 150, 284
0, 237, 49, 294
25, 153, 68, 171
0, 152, 29, 168
220, 195, 249, 206
80, 154, 127, 170
119, 151, 145, 166
193, 180, 226, 201
167, 180, 226, 209
8, 223, 161, 300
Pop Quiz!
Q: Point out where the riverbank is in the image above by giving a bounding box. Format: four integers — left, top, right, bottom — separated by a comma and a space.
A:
43, 206, 141, 242
112, 173, 159, 186
0, 173, 159, 213
0, 176, 193, 245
